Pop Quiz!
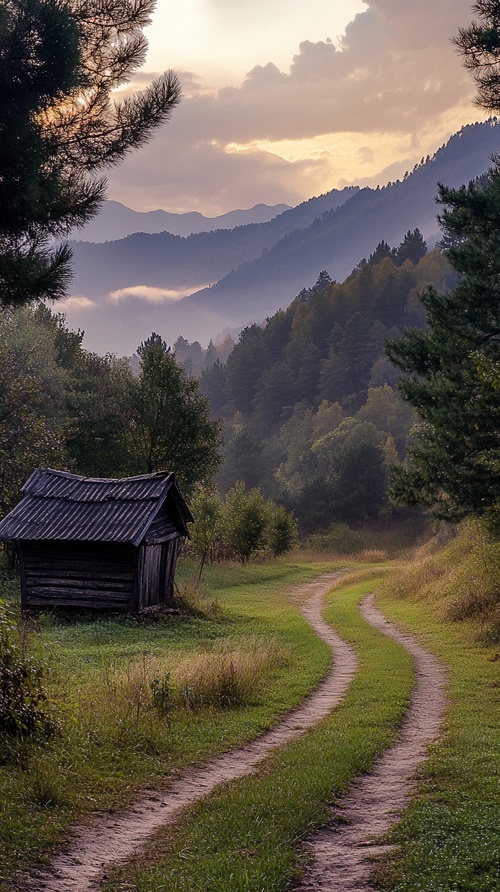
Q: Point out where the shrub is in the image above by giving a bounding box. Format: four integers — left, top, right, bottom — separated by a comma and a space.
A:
266, 504, 297, 556
0, 604, 58, 747
224, 482, 268, 564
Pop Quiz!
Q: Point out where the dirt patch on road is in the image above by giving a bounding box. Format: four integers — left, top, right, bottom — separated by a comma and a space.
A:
294, 592, 447, 891
23, 574, 357, 892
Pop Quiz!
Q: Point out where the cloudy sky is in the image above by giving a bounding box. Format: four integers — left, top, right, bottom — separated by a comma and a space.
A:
105, 0, 485, 215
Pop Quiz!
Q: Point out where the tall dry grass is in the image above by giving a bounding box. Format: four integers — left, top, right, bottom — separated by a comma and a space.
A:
74, 635, 289, 748
381, 520, 500, 643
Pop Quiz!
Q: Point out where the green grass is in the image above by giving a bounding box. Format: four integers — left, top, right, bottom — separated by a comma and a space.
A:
0, 558, 345, 889
100, 575, 414, 892
375, 591, 500, 892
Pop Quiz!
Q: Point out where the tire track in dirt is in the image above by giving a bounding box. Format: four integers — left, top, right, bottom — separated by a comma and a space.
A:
24, 574, 357, 892
294, 592, 447, 892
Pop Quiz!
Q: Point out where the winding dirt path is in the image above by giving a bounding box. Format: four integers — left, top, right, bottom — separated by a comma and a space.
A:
294, 592, 447, 891
24, 574, 358, 892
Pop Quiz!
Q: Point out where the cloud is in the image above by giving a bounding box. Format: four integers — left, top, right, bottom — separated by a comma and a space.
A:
107, 0, 482, 214
358, 146, 375, 165
109, 285, 207, 303
61, 295, 96, 310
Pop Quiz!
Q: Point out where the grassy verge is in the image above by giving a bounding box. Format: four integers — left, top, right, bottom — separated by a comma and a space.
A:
100, 574, 414, 892
0, 558, 346, 890
375, 570, 500, 891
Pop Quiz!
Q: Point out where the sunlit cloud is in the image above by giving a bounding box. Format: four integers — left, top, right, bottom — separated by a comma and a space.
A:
105, 0, 482, 215
109, 284, 213, 303
61, 295, 96, 310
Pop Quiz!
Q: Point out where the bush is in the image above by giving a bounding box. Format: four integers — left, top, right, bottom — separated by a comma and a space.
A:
267, 504, 298, 556
0, 605, 57, 747
224, 482, 268, 564
189, 482, 298, 570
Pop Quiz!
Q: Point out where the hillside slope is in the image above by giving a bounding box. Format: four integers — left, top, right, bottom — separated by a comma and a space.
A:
185, 122, 500, 322
64, 121, 500, 353
70, 188, 358, 296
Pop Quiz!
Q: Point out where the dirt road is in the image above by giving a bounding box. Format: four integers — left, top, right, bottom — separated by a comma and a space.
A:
23, 578, 446, 892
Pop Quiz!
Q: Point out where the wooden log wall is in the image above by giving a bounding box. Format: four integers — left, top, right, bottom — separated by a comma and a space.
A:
20, 540, 135, 611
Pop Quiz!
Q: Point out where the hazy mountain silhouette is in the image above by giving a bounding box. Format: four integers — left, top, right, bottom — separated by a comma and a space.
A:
70, 186, 359, 296
64, 121, 500, 355
72, 201, 292, 241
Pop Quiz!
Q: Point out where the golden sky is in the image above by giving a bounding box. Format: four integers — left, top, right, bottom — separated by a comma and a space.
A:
105, 0, 484, 215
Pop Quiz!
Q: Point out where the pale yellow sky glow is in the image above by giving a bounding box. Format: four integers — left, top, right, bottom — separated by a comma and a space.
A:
105, 0, 484, 215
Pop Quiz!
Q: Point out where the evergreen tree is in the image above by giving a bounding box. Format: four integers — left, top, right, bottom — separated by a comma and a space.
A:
386, 171, 500, 522
127, 333, 223, 494
455, 1, 500, 114
0, 0, 180, 306
368, 240, 392, 265
392, 229, 427, 266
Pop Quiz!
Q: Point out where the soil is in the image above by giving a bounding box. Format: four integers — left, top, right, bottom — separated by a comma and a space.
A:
21, 578, 447, 892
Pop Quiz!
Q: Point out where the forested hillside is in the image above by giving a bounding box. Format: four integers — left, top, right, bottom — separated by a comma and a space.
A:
197, 239, 453, 531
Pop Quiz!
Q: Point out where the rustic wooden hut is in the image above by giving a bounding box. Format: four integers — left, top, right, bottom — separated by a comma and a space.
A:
0, 468, 192, 613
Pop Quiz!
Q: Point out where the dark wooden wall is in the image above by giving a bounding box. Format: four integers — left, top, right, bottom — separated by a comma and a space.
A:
19, 541, 136, 611
137, 539, 178, 609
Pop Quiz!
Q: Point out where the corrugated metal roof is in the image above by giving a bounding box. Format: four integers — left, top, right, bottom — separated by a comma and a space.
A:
0, 468, 192, 546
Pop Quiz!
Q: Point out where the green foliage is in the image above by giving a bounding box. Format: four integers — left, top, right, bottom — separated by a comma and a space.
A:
0, 605, 57, 747
386, 170, 500, 522
223, 482, 269, 564
204, 248, 451, 530
266, 504, 298, 556
189, 483, 297, 568
126, 333, 223, 494
0, 310, 224, 514
455, 1, 500, 114
189, 487, 225, 575
392, 228, 427, 266
0, 305, 68, 514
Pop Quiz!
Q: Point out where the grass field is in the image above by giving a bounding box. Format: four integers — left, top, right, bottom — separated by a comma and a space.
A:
0, 558, 342, 888
100, 573, 414, 892
375, 567, 500, 891
1, 530, 498, 892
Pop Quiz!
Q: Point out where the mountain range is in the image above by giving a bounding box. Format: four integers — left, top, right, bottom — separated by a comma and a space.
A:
63, 120, 500, 355
71, 201, 292, 241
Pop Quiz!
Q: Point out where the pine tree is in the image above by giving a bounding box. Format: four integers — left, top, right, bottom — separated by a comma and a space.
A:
386, 172, 500, 522
392, 229, 427, 266
127, 333, 223, 494
0, 0, 180, 307
455, 1, 500, 114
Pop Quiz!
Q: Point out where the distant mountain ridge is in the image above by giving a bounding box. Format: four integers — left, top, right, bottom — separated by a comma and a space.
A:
72, 201, 293, 241
70, 187, 359, 295
64, 120, 500, 355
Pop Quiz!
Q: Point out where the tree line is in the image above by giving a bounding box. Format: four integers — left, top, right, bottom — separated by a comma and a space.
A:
0, 309, 222, 515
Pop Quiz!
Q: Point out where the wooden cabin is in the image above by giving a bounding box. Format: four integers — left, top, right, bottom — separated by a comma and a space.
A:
0, 468, 192, 613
